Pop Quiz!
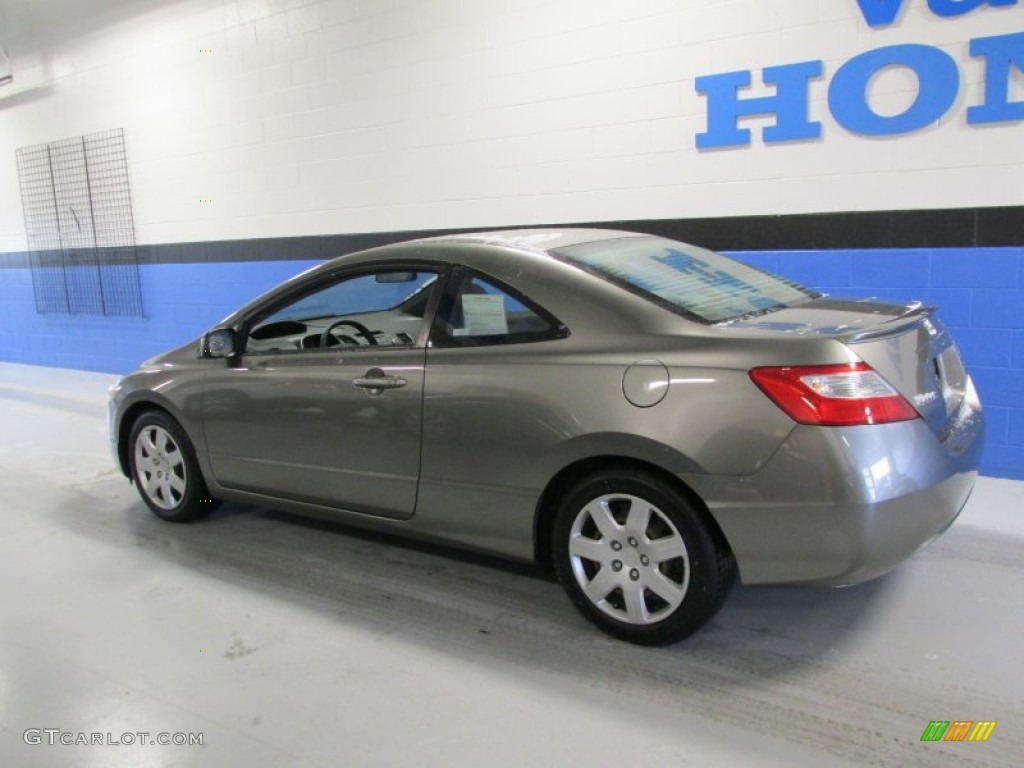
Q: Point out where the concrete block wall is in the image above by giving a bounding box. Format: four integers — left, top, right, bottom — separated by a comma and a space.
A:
0, 258, 318, 373
1, 0, 1021, 250
0, 0, 1022, 476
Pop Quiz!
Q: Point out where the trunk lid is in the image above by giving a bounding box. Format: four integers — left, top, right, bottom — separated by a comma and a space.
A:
721, 297, 969, 438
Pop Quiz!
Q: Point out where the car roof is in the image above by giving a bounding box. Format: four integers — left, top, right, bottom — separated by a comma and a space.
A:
409, 228, 648, 255
221, 228, 665, 330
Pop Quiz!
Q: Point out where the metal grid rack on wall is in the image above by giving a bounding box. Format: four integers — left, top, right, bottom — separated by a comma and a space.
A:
16, 128, 144, 316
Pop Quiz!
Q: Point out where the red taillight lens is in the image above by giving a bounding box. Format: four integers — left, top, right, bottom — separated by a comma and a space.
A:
749, 363, 919, 426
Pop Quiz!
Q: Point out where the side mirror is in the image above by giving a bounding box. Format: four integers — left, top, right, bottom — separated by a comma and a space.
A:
201, 328, 237, 359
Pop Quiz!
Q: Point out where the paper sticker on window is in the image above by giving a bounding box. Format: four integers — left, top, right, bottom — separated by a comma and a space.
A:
461, 294, 508, 335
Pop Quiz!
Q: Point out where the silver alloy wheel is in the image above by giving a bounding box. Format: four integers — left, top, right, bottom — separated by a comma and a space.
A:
568, 493, 690, 625
134, 425, 188, 510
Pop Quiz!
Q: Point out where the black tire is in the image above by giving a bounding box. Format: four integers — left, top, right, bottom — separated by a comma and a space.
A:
552, 469, 735, 645
128, 410, 220, 522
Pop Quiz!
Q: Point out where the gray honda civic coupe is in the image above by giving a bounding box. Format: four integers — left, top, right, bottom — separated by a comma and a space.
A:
109, 229, 983, 644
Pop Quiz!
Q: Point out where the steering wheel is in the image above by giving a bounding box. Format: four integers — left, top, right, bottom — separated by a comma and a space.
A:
321, 319, 378, 348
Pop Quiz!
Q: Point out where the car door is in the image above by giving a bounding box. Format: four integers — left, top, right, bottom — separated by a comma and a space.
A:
201, 264, 444, 520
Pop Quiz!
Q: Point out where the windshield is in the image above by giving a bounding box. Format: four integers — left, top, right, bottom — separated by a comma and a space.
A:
555, 236, 818, 324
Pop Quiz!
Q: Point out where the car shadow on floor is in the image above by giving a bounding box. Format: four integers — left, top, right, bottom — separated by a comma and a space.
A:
88, 495, 901, 678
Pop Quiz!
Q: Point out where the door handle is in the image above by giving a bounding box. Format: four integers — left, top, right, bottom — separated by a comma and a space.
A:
353, 376, 406, 390
352, 371, 407, 394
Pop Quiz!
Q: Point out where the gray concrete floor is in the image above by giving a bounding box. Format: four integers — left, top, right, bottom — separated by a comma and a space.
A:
0, 361, 1021, 768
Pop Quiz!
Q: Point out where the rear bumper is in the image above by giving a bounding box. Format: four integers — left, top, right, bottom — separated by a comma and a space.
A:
686, 379, 983, 585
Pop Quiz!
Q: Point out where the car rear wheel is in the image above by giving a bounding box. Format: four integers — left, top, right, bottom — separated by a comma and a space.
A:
552, 469, 735, 645
129, 411, 219, 522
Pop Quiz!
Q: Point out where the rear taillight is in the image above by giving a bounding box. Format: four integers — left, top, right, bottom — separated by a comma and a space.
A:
749, 363, 919, 426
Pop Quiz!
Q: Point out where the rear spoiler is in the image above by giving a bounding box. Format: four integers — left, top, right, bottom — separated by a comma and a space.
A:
840, 301, 936, 344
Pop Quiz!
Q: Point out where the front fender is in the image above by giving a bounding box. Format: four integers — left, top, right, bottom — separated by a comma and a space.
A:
111, 372, 207, 478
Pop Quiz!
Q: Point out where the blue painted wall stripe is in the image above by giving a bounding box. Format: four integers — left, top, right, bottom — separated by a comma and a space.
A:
1, 248, 1021, 479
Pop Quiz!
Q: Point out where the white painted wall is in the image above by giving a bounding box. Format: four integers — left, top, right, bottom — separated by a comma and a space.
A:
0, 0, 1021, 251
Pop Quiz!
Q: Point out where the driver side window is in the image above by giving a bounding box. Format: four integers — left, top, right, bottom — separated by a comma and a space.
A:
247, 269, 440, 353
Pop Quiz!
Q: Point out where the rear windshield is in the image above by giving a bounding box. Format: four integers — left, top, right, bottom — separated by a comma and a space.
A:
555, 236, 818, 324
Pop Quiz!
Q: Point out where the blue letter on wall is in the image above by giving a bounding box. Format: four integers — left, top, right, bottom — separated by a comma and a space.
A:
855, 0, 906, 27
855, 0, 1016, 27
968, 32, 1024, 124
928, 0, 1017, 18
829, 44, 959, 135
695, 61, 823, 149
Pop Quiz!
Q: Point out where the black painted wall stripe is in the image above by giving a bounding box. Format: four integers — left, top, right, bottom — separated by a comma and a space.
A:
2, 206, 1022, 269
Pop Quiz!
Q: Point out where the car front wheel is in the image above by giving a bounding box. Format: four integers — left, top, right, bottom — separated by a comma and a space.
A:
129, 410, 219, 522
553, 469, 735, 645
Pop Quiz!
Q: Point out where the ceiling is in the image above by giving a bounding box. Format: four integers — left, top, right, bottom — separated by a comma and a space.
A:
1, 0, 180, 58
